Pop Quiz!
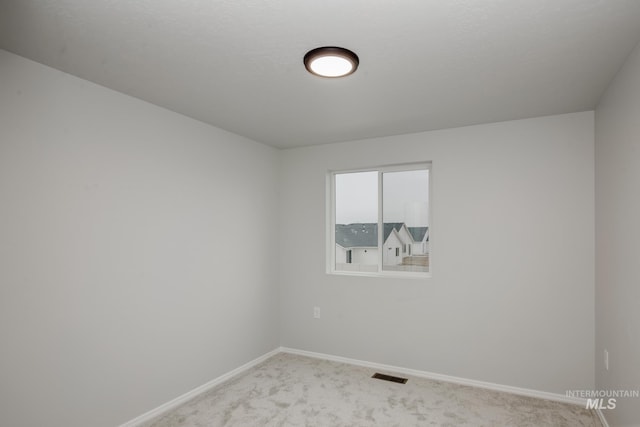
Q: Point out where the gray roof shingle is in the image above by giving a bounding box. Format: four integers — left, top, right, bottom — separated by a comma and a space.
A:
335, 223, 377, 248
335, 223, 415, 248
408, 226, 429, 242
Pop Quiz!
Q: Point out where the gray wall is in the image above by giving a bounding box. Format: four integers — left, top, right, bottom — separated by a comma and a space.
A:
595, 41, 640, 427
279, 112, 595, 394
0, 50, 280, 427
0, 43, 612, 425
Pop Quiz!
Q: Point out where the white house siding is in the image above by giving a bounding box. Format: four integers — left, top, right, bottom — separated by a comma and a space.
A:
412, 239, 429, 255
383, 231, 404, 265
411, 242, 422, 254
335, 244, 347, 264
335, 245, 378, 272
397, 226, 414, 256
353, 247, 378, 265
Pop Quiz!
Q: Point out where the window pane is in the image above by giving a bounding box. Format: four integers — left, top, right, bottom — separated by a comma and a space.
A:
382, 169, 429, 273
335, 171, 378, 272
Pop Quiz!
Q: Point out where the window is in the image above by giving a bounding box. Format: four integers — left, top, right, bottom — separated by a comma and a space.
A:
329, 163, 430, 277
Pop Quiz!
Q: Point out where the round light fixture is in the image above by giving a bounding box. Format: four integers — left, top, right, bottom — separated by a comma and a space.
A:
304, 46, 359, 78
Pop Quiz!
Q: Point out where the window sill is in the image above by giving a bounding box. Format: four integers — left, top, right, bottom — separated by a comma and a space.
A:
327, 270, 432, 280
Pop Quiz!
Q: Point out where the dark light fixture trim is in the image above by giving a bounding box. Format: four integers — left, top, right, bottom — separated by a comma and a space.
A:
304, 46, 359, 78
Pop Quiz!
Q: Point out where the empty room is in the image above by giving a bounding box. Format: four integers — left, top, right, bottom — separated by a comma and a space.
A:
1, 1, 639, 426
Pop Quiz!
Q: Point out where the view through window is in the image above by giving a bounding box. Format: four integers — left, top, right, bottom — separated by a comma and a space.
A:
332, 164, 430, 276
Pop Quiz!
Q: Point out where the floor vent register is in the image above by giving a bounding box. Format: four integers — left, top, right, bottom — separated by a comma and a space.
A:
371, 373, 408, 384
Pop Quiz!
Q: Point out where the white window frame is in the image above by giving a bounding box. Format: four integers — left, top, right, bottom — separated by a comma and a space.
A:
326, 162, 432, 279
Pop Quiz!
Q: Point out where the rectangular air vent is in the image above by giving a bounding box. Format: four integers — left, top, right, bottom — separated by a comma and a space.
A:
372, 373, 408, 384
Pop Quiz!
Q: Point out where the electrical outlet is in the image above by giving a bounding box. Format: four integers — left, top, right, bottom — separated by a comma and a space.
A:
313, 307, 320, 319
604, 349, 609, 370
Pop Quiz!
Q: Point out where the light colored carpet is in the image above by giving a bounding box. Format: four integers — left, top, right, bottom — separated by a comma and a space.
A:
141, 353, 602, 427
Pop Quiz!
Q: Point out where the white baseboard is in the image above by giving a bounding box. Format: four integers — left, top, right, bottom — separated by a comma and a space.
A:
280, 347, 588, 407
120, 346, 595, 427
596, 409, 610, 427
118, 347, 280, 427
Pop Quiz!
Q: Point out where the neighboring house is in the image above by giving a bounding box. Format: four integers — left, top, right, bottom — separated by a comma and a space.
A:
335, 223, 378, 269
408, 226, 429, 255
382, 223, 413, 265
335, 222, 428, 270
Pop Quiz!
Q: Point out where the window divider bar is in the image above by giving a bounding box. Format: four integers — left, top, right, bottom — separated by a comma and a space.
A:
377, 171, 383, 272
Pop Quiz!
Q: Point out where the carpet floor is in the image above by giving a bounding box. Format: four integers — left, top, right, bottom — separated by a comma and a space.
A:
141, 352, 602, 427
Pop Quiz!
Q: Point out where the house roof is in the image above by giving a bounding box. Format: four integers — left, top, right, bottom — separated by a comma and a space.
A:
335, 223, 377, 248
408, 227, 429, 242
336, 223, 420, 248
383, 223, 406, 242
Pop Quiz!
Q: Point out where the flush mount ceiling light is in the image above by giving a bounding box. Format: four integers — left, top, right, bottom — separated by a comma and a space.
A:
304, 46, 359, 78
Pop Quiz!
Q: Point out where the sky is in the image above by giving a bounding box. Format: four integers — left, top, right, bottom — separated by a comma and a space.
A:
335, 169, 429, 226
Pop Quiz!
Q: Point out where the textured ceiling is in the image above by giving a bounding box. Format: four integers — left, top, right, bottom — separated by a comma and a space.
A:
2, 1, 640, 148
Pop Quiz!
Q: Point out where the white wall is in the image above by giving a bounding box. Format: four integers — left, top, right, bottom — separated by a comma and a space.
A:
0, 50, 280, 427
280, 112, 595, 394
595, 41, 640, 427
